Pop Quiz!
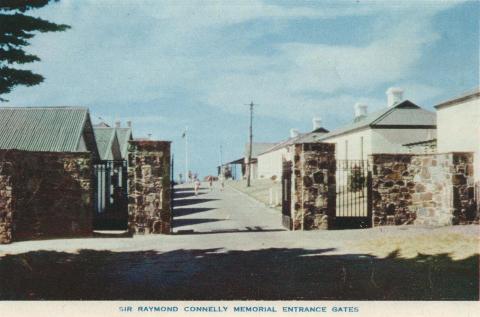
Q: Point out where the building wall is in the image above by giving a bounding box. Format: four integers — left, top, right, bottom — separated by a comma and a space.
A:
324, 129, 373, 161
128, 140, 171, 234
436, 98, 480, 183
371, 128, 436, 154
371, 152, 477, 227
244, 160, 258, 180
257, 147, 289, 179
0, 150, 93, 244
323, 128, 436, 162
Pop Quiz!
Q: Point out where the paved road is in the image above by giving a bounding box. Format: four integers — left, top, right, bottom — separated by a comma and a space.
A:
172, 182, 284, 234
0, 183, 478, 300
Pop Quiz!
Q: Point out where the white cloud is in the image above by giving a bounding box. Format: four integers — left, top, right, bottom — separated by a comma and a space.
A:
201, 5, 450, 121
4, 0, 462, 124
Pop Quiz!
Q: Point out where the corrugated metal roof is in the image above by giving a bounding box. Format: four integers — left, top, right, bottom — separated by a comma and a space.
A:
258, 130, 329, 156
244, 142, 278, 158
116, 127, 132, 159
294, 131, 329, 144
435, 87, 480, 109
259, 136, 303, 155
372, 107, 435, 125
93, 127, 117, 160
319, 100, 436, 140
0, 107, 89, 152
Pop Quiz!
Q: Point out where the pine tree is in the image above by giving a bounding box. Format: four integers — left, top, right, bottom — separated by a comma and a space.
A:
0, 0, 70, 101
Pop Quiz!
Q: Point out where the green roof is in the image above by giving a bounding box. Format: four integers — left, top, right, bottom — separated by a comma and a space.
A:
116, 127, 132, 159
319, 100, 436, 140
0, 107, 91, 152
93, 127, 121, 160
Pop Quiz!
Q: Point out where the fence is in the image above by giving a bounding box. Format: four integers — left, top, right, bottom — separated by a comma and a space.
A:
335, 160, 372, 228
93, 160, 128, 230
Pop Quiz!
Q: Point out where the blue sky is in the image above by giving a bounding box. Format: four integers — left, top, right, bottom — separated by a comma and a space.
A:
4, 0, 479, 177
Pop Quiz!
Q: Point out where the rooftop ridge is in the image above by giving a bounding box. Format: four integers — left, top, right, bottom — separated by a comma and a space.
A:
0, 106, 88, 110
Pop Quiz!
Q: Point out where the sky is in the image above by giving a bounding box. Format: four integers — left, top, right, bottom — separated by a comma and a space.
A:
3, 0, 479, 177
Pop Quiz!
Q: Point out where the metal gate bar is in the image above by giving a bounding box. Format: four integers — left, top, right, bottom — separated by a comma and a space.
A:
93, 160, 129, 230
335, 160, 372, 228
281, 161, 292, 230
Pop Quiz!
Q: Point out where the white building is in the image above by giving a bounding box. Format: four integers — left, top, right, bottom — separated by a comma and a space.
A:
257, 117, 329, 179
319, 88, 437, 161
435, 88, 480, 184
244, 142, 278, 180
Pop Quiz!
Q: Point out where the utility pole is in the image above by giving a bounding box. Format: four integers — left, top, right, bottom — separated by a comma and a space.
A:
183, 126, 189, 183
246, 101, 256, 187
220, 144, 223, 167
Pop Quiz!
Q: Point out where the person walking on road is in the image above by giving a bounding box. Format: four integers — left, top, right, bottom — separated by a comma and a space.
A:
219, 174, 225, 191
208, 176, 213, 191
194, 177, 201, 196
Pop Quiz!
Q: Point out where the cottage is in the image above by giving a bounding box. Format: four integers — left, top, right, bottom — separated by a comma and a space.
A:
0, 107, 99, 157
0, 107, 99, 243
244, 142, 278, 180
92, 121, 133, 229
94, 126, 122, 161
0, 107, 173, 243
223, 143, 277, 180
256, 117, 329, 179
93, 120, 133, 161
116, 123, 134, 160
319, 88, 437, 160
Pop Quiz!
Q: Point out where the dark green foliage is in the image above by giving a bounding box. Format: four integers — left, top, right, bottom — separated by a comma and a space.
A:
0, 0, 70, 101
348, 166, 365, 192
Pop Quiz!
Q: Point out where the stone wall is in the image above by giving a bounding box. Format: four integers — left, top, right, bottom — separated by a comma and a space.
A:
0, 150, 93, 244
291, 143, 336, 230
128, 140, 171, 234
0, 160, 14, 244
371, 152, 477, 226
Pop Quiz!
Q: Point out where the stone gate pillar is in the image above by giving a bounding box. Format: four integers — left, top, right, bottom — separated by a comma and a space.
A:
290, 143, 336, 230
128, 140, 171, 234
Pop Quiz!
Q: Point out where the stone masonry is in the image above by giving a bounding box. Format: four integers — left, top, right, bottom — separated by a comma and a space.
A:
0, 150, 93, 244
290, 143, 336, 230
0, 160, 14, 244
371, 152, 476, 226
128, 140, 171, 234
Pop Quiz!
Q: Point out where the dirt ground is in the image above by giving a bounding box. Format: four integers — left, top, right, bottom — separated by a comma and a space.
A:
0, 184, 478, 300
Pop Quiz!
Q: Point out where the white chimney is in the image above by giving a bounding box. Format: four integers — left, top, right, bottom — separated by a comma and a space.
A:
126, 120, 132, 128
312, 117, 322, 130
115, 120, 121, 128
290, 128, 300, 138
386, 87, 404, 107
354, 103, 368, 118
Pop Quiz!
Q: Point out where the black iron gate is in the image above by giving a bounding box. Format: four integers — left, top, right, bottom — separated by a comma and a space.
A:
93, 160, 128, 230
335, 160, 372, 229
281, 161, 293, 230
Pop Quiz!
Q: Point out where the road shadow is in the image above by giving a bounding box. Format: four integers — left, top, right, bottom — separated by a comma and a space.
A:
174, 187, 208, 193
174, 191, 206, 199
173, 198, 219, 207
173, 207, 216, 218
173, 218, 224, 227
0, 248, 478, 300
174, 227, 286, 235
